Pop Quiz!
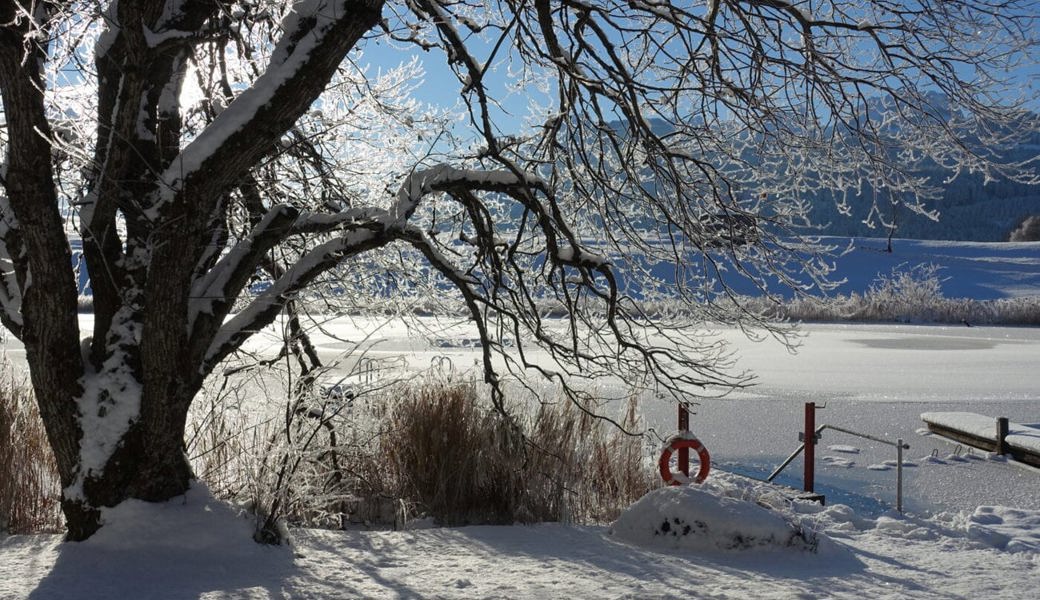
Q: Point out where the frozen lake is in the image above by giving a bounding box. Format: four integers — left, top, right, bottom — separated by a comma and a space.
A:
691, 324, 1040, 515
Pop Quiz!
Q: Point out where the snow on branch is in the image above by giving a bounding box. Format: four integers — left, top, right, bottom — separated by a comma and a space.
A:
152, 0, 369, 217
390, 164, 546, 225
201, 226, 386, 373
188, 204, 300, 330
290, 206, 390, 235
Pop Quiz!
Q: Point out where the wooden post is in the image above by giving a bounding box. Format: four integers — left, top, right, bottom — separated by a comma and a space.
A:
997, 417, 1009, 455
678, 402, 690, 477
804, 402, 816, 493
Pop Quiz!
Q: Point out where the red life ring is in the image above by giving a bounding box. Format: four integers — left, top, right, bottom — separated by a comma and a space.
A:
658, 435, 711, 485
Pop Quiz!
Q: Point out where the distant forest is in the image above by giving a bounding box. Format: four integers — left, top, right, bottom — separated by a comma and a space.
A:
808, 132, 1040, 242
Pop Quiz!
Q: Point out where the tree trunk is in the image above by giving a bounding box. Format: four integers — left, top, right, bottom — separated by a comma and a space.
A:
62, 379, 197, 541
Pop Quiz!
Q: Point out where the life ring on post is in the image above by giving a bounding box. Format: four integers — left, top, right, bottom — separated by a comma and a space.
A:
658, 434, 711, 485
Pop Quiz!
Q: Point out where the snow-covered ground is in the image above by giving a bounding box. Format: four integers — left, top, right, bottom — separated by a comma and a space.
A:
819, 237, 1040, 300
3, 474, 1039, 599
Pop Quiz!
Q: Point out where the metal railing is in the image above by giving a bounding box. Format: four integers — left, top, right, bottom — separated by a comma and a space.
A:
768, 422, 911, 512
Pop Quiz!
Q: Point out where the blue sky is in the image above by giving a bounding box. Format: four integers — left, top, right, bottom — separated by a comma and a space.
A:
358, 33, 551, 137
356, 13, 1040, 139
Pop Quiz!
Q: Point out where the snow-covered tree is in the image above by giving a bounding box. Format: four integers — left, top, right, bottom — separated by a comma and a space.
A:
1, 0, 1037, 540
1008, 215, 1040, 241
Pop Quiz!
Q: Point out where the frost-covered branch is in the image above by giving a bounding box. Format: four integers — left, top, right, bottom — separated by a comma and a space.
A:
201, 224, 389, 374
389, 164, 546, 224
188, 204, 300, 333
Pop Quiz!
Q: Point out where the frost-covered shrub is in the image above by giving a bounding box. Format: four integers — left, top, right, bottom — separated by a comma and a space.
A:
1008, 215, 1040, 242
860, 263, 946, 322
736, 264, 1040, 325
0, 360, 62, 534
189, 368, 657, 530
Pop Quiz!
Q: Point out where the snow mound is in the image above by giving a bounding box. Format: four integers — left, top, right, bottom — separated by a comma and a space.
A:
89, 482, 262, 554
26, 482, 293, 600
874, 515, 940, 541
610, 485, 819, 553
812, 503, 876, 533
966, 506, 1040, 553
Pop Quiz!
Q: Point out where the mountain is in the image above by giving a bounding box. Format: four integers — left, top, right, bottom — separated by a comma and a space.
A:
644, 101, 1040, 242
804, 98, 1040, 242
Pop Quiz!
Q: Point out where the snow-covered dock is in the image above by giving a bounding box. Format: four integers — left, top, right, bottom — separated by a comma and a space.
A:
921, 412, 1040, 468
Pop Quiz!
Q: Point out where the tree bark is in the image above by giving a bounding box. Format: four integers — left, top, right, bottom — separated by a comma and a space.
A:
66, 392, 196, 541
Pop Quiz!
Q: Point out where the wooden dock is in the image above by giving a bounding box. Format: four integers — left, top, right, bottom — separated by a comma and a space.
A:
921, 412, 1040, 468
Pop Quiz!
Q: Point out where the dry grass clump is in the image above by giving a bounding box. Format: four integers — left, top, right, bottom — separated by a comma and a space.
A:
381, 381, 656, 526
383, 382, 524, 525
0, 361, 63, 534
522, 396, 654, 523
